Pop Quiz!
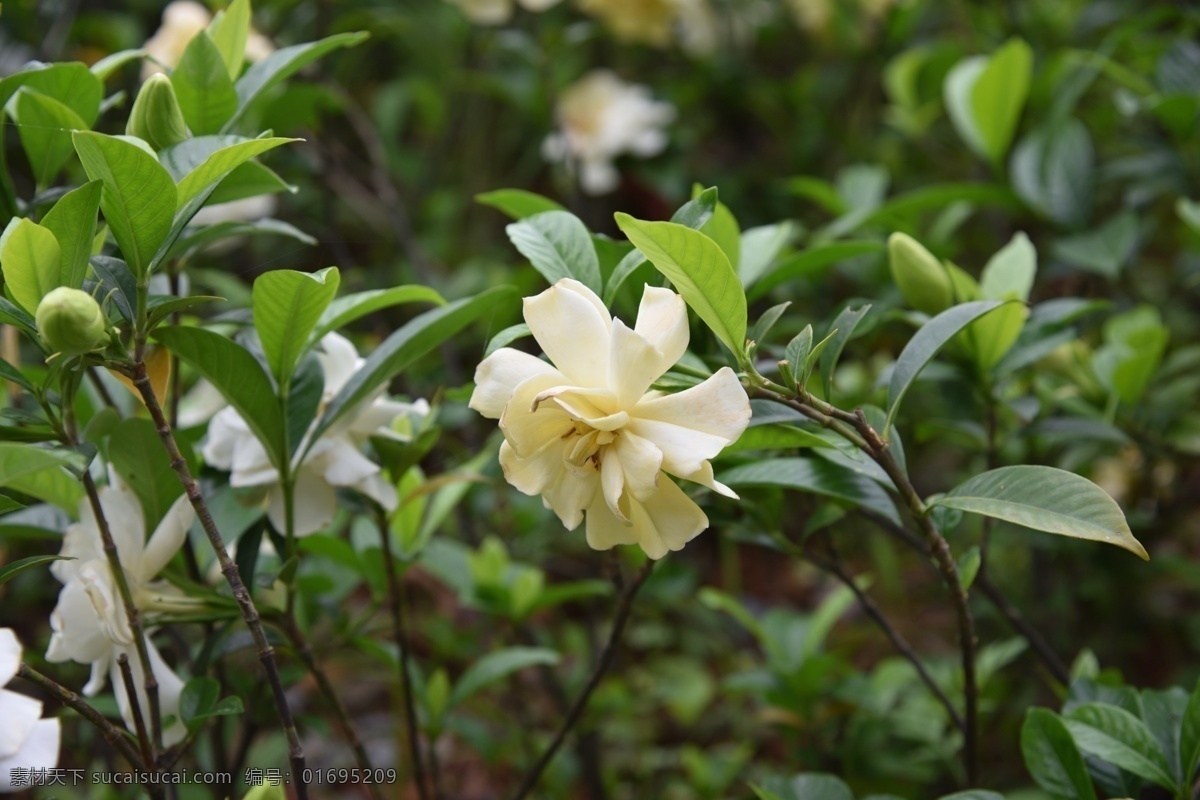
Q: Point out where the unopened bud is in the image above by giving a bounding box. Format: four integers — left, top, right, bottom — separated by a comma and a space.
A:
126, 74, 188, 150
888, 233, 953, 315
35, 287, 107, 356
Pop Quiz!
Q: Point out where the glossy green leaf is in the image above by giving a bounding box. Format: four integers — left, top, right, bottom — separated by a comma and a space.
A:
506, 210, 601, 294
718, 457, 901, 524
449, 647, 560, 708
820, 304, 871, 398
227, 32, 370, 131
41, 181, 102, 289
312, 286, 514, 443
169, 136, 298, 210
252, 267, 340, 388
726, 424, 831, 453
929, 465, 1147, 559
971, 233, 1036, 369
1, 218, 62, 314
693, 184, 740, 270
14, 89, 86, 187
0, 62, 101, 126
0, 554, 74, 585
739, 222, 796, 289
89, 256, 137, 323
74, 131, 177, 280
153, 325, 286, 469
170, 32, 238, 135
784, 325, 812, 375
601, 192, 717, 304
0, 443, 89, 487
311, 285, 445, 344
209, 0, 251, 79
1064, 703, 1176, 789
89, 49, 147, 81
885, 300, 1007, 430
476, 188, 563, 219
971, 39, 1033, 162
615, 214, 747, 361
1021, 708, 1098, 800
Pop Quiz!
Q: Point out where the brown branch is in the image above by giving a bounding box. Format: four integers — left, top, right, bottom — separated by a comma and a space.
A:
116, 653, 158, 786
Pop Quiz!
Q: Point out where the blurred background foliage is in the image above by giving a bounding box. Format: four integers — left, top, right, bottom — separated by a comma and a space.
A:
2, 0, 1199, 797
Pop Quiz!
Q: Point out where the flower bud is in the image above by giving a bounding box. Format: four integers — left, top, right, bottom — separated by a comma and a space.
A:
888, 232, 953, 315
35, 287, 107, 356
126, 74, 188, 150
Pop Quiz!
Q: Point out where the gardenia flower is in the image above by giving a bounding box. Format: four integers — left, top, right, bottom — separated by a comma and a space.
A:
1, 629, 60, 793
142, 0, 274, 79
443, 0, 561, 25
469, 279, 751, 559
577, 0, 680, 46
542, 70, 675, 195
45, 470, 194, 747
203, 332, 428, 537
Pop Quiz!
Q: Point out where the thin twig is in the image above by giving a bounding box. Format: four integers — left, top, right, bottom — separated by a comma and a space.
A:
116, 654, 156, 779
509, 560, 655, 800
375, 510, 432, 800
18, 662, 145, 769
124, 359, 309, 800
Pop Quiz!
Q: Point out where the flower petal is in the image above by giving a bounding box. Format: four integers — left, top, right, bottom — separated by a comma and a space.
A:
585, 493, 640, 550
607, 320, 669, 409
0, 629, 19, 685
523, 279, 611, 387
541, 463, 601, 530
600, 449, 627, 522
500, 440, 598, 529
500, 374, 575, 458
634, 286, 689, 371
0, 717, 59, 785
81, 484, 145, 576
470, 348, 563, 420
627, 477, 709, 560
316, 332, 363, 398
611, 431, 662, 502
46, 580, 112, 667
0, 689, 41, 760
629, 367, 750, 476
139, 493, 195, 584
678, 460, 739, 499
539, 387, 628, 431
267, 471, 336, 537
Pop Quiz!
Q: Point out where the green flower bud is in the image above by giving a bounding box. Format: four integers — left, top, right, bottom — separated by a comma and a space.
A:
888, 232, 953, 315
126, 74, 188, 150
35, 287, 107, 356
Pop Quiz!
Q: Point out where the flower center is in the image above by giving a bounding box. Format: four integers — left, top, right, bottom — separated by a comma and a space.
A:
563, 421, 617, 470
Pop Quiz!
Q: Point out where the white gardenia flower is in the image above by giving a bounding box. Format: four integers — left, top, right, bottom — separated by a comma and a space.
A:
142, 0, 274, 79
45, 471, 194, 747
203, 332, 429, 537
444, 0, 561, 25
470, 279, 751, 559
542, 70, 675, 195
0, 629, 60, 793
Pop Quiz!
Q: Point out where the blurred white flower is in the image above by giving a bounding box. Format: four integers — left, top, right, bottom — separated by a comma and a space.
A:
203, 332, 429, 537
577, 0, 679, 46
470, 279, 750, 559
443, 0, 561, 25
45, 470, 194, 747
0, 629, 60, 793
786, 0, 832, 33
143, 0, 274, 79
542, 70, 675, 195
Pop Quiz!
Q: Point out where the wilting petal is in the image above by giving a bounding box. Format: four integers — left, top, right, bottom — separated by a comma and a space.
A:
607, 320, 669, 409
470, 348, 563, 419
585, 493, 640, 551
0, 717, 59, 785
629, 367, 750, 475
611, 431, 662, 502
633, 287, 688, 371
0, 690, 40, 760
139, 494, 194, 584
500, 374, 575, 458
627, 477, 709, 560
523, 280, 612, 387
267, 470, 336, 537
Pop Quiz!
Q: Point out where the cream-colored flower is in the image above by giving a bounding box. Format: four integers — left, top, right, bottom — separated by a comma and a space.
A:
577, 0, 679, 46
542, 70, 675, 195
203, 332, 428, 537
786, 0, 832, 34
0, 629, 60, 793
45, 470, 194, 747
443, 0, 561, 25
142, 0, 274, 79
470, 279, 750, 559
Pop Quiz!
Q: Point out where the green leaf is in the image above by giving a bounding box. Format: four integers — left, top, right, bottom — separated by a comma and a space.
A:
1064, 703, 1176, 789
167, 218, 313, 260
820, 304, 872, 398
726, 424, 832, 454
749, 241, 885, 301
1093, 306, 1168, 406
0, 443, 90, 487
90, 256, 137, 324
484, 323, 531, 358
1, 218, 62, 314
615, 214, 747, 361
153, 325, 286, 469
476, 188, 564, 219
980, 232, 1035, 302
1011, 119, 1094, 228
448, 647, 560, 708
168, 136, 298, 210
929, 465, 1147, 560
312, 285, 445, 344
753, 774, 853, 800
718, 456, 901, 525
1181, 679, 1200, 785
252, 267, 340, 388
206, 160, 294, 205
5, 466, 83, 512
505, 210, 601, 295
1053, 213, 1138, 278
693, 184, 741, 270
14, 89, 87, 188
311, 287, 514, 443
0, 554, 74, 585
0, 62, 102, 126
41, 181, 102, 289
739, 222, 797, 289
971, 39, 1033, 163
209, 0, 251, 79
885, 300, 1008, 431
227, 32, 370, 131
1021, 708, 1098, 800
170, 32, 238, 135
601, 193, 717, 305
74, 131, 177, 280
106, 417, 187, 532
957, 545, 981, 591
145, 295, 223, 331
784, 325, 812, 376
89, 49, 148, 81
0, 358, 34, 393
